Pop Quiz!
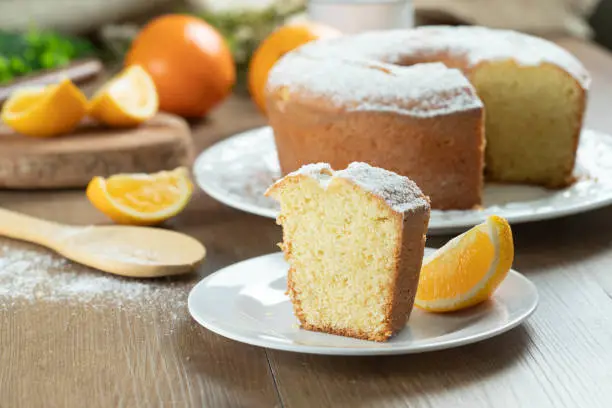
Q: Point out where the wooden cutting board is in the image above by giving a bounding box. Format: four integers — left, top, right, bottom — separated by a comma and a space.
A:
0, 113, 195, 189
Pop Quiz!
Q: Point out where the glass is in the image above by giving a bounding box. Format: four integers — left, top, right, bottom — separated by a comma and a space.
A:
307, 0, 414, 34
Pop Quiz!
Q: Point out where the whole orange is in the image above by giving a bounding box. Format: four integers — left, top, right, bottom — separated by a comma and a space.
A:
248, 22, 341, 114
125, 14, 235, 118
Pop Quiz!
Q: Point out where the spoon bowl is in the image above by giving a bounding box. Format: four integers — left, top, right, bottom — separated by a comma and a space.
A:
56, 225, 206, 278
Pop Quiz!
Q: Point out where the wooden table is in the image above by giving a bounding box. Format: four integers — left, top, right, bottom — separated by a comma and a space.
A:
1, 38, 612, 408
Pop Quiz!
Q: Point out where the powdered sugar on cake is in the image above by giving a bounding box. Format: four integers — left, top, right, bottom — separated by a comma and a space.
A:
267, 25, 590, 116
268, 57, 482, 118
298, 26, 589, 88
286, 162, 429, 214
286, 162, 333, 182
414, 26, 591, 88
336, 162, 429, 213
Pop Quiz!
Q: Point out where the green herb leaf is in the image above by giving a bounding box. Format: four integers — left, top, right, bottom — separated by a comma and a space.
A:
0, 28, 96, 84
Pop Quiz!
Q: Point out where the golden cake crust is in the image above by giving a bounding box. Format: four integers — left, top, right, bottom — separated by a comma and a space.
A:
268, 95, 484, 209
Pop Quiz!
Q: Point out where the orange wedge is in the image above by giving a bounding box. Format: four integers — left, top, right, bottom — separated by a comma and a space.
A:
86, 167, 193, 226
89, 65, 158, 127
415, 215, 514, 312
1, 78, 87, 137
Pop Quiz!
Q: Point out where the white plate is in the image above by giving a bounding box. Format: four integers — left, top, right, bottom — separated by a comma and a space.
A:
193, 127, 612, 235
188, 251, 538, 356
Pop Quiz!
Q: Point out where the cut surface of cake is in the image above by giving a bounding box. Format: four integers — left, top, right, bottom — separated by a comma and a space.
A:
265, 25, 590, 209
265, 162, 431, 342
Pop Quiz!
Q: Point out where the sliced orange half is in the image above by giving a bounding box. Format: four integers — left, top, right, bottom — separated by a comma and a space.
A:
415, 215, 514, 312
89, 65, 158, 127
86, 167, 193, 226
1, 78, 87, 137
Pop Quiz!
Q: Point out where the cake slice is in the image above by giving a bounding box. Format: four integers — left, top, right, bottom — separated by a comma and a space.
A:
265, 162, 431, 342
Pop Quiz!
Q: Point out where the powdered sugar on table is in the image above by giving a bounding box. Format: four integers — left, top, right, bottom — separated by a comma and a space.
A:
0, 242, 187, 307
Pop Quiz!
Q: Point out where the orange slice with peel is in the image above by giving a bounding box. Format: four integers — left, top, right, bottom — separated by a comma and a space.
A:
89, 65, 158, 127
86, 167, 193, 226
1, 78, 87, 137
415, 215, 514, 312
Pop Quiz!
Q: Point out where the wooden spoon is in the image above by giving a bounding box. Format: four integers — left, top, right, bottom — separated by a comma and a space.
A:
0, 208, 206, 278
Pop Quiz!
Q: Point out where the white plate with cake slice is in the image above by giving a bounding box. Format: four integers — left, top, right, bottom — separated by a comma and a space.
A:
193, 126, 612, 235
188, 251, 538, 356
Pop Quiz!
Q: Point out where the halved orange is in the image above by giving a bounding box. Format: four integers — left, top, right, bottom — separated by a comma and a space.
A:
415, 215, 514, 312
86, 167, 193, 226
1, 78, 87, 137
248, 22, 341, 114
89, 65, 158, 127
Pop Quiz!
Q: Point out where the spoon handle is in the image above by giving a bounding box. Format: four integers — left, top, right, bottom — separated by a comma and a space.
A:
0, 208, 64, 248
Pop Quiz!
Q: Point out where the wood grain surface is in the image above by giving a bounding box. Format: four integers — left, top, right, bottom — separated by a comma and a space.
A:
0, 113, 194, 189
1, 38, 612, 408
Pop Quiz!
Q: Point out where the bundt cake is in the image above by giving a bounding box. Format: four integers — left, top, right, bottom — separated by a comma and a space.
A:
265, 25, 590, 210
265, 162, 431, 342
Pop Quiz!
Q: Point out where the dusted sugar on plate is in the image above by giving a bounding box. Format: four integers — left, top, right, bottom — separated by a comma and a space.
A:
265, 162, 431, 342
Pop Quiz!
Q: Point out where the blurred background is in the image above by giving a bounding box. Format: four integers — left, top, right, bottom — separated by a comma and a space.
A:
0, 0, 608, 116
